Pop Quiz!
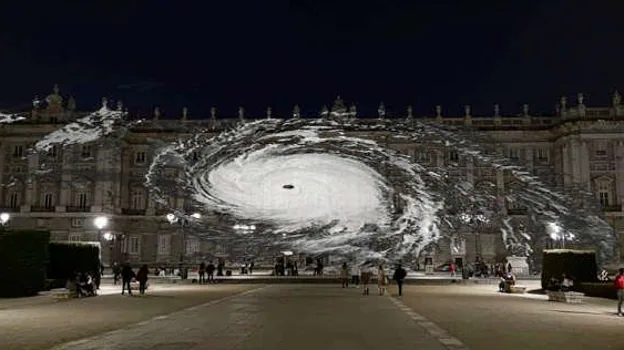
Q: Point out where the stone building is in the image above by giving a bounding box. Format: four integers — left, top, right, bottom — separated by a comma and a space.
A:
1, 86, 623, 268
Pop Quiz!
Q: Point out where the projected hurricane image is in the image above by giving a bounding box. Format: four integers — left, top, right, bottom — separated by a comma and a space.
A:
140, 104, 616, 266
2, 94, 613, 268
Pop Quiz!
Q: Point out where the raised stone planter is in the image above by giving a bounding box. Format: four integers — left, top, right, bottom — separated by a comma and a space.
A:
508, 285, 527, 294
546, 290, 585, 303
50, 288, 72, 301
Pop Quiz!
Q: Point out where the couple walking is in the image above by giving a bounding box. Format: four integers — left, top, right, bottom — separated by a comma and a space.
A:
375, 264, 407, 296
341, 262, 407, 296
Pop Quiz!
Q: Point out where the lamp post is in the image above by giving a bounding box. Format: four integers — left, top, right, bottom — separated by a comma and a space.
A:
166, 212, 201, 274
460, 212, 489, 261
547, 222, 574, 249
0, 212, 10, 226
94, 216, 110, 268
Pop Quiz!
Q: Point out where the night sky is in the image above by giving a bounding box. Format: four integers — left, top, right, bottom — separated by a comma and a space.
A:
0, 1, 622, 118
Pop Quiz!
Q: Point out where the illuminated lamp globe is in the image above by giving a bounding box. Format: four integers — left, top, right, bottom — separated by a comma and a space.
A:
94, 216, 109, 230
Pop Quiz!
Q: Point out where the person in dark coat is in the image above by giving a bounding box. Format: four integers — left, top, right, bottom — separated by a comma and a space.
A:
121, 263, 135, 296
198, 262, 206, 284
136, 264, 149, 295
392, 264, 407, 296
206, 261, 216, 283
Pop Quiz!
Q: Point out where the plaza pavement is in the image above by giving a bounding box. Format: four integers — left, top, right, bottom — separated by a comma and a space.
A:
0, 283, 259, 350
3, 280, 623, 350
397, 281, 624, 350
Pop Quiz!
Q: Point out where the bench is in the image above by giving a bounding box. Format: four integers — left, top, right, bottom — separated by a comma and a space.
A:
50, 288, 73, 301
547, 290, 585, 304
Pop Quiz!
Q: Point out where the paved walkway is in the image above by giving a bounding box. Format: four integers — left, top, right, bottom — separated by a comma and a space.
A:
51, 285, 453, 350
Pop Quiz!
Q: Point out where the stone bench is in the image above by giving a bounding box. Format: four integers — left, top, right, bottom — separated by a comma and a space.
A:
508, 285, 527, 294
547, 290, 585, 304
50, 288, 73, 301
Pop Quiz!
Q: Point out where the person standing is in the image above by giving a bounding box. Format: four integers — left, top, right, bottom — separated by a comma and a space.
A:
392, 264, 407, 296
350, 262, 360, 288
112, 262, 121, 285
449, 262, 456, 277
377, 265, 387, 295
615, 268, 624, 316
136, 264, 149, 296
360, 263, 371, 295
198, 262, 206, 284
121, 263, 135, 296
340, 262, 349, 288
206, 261, 215, 283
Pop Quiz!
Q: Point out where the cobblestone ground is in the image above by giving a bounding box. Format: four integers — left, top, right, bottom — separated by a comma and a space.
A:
0, 283, 259, 350
50, 285, 450, 350
395, 281, 624, 350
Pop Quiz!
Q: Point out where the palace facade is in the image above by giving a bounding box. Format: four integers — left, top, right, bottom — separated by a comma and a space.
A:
1, 86, 624, 268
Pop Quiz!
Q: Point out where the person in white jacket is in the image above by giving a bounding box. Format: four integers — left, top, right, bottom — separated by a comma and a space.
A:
377, 265, 387, 296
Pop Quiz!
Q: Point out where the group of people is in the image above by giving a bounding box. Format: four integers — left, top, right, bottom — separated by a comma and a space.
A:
198, 261, 217, 284
339, 262, 408, 296
112, 262, 150, 296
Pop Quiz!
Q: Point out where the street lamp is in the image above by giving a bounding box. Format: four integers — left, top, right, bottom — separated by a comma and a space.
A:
547, 222, 573, 249
94, 216, 109, 231
95, 216, 112, 268
166, 212, 202, 270
0, 212, 10, 226
460, 212, 489, 261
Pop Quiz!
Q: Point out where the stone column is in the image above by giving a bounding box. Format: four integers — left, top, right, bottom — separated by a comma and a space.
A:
570, 139, 582, 184
616, 141, 624, 204
21, 152, 39, 212
0, 146, 5, 202
562, 143, 572, 187
466, 157, 474, 185
57, 151, 73, 212
580, 141, 591, 191
93, 146, 117, 213
525, 148, 534, 169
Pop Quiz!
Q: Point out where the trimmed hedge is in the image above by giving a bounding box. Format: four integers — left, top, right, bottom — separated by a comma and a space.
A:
0, 230, 50, 298
47, 242, 100, 280
577, 282, 617, 300
541, 249, 597, 290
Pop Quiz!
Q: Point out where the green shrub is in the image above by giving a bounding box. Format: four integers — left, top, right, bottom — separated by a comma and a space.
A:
541, 249, 598, 290
47, 242, 100, 280
0, 230, 50, 298
577, 282, 617, 300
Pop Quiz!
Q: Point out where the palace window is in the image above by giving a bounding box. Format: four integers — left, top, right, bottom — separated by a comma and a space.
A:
130, 188, 146, 209
128, 236, 141, 255
537, 148, 549, 161
81, 145, 92, 159
134, 151, 147, 165
71, 218, 83, 228
158, 234, 170, 255
507, 148, 520, 160
12, 145, 23, 158
74, 192, 89, 208
47, 145, 58, 158
69, 234, 81, 243
449, 151, 459, 162
186, 237, 200, 255
43, 193, 55, 208
595, 142, 608, 157
8, 192, 20, 208
597, 182, 611, 207
416, 151, 431, 164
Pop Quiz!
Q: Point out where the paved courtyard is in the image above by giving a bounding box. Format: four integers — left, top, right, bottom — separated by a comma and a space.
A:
2, 281, 624, 350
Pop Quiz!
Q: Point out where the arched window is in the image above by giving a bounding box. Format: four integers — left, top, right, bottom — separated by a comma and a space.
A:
131, 188, 146, 210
